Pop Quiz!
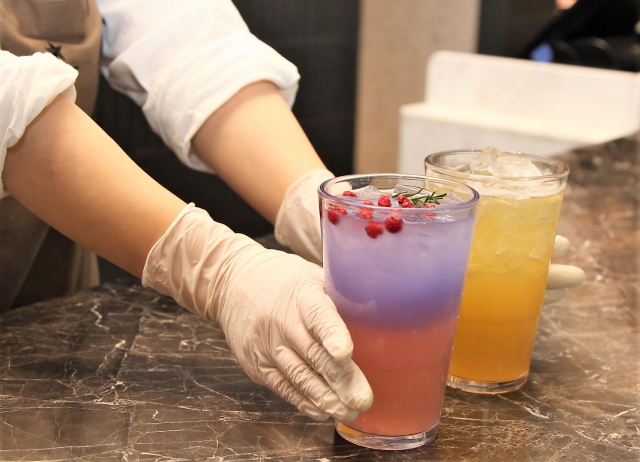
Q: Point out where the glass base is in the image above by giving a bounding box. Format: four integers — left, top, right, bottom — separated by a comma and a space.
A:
447, 373, 528, 394
335, 421, 438, 450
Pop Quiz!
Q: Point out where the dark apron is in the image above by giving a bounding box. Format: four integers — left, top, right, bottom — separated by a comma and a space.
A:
0, 0, 102, 311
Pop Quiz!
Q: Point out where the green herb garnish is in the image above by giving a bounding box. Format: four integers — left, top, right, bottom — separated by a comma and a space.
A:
391, 187, 447, 207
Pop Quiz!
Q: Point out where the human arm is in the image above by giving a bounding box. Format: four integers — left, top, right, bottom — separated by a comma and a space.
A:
3, 94, 185, 277
97, 0, 300, 173
97, 0, 331, 263
6, 100, 370, 419
189, 80, 323, 225
189, 80, 332, 263
0, 49, 184, 276
1, 51, 371, 422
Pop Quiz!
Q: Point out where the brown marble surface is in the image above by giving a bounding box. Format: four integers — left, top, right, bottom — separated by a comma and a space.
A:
0, 137, 639, 461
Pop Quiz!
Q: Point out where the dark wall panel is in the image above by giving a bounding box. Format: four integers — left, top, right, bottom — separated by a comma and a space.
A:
233, 0, 360, 176
478, 0, 558, 57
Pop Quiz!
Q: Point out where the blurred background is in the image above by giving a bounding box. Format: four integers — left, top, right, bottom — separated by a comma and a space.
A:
95, 0, 640, 282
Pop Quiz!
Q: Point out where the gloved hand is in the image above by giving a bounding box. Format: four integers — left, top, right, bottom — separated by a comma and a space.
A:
143, 203, 373, 421
275, 169, 335, 265
543, 235, 586, 304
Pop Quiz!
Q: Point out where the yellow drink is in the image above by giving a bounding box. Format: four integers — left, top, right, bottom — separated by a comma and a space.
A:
425, 149, 569, 393
448, 191, 564, 384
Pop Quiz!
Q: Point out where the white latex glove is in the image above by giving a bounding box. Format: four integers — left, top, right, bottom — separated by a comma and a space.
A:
275, 169, 335, 265
543, 235, 586, 304
143, 204, 373, 421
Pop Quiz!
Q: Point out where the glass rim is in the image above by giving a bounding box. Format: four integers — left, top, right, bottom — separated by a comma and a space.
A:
319, 173, 480, 215
425, 149, 570, 182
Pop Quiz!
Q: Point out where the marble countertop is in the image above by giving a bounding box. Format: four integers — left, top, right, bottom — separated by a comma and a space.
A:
1, 137, 639, 461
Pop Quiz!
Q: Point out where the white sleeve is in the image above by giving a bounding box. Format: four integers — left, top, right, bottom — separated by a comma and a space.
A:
0, 51, 78, 199
97, 0, 301, 173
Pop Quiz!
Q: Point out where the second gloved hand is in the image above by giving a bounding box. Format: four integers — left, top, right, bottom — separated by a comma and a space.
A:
544, 235, 586, 304
275, 169, 335, 265
143, 204, 373, 421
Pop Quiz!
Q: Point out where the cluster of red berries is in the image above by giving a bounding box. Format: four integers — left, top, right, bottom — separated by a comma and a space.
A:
326, 191, 408, 239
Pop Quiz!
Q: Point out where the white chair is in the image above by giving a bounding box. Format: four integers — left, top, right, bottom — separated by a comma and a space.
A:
398, 50, 640, 174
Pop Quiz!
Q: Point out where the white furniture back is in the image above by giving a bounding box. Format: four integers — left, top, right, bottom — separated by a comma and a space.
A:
398, 50, 640, 174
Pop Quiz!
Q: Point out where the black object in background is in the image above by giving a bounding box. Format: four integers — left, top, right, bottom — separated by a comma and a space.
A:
477, 0, 640, 71
530, 35, 640, 71
521, 0, 640, 71
232, 0, 360, 177
477, 0, 559, 58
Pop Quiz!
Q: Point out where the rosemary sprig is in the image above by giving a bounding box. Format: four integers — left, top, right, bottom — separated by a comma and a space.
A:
390, 187, 447, 206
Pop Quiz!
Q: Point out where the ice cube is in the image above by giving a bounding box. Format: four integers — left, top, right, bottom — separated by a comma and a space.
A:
353, 185, 382, 200
332, 183, 354, 196
492, 155, 543, 178
440, 192, 463, 205
470, 146, 503, 175
392, 184, 420, 196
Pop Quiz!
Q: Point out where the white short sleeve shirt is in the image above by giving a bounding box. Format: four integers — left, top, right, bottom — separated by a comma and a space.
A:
97, 0, 301, 172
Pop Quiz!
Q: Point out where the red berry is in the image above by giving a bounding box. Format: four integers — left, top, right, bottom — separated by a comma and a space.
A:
327, 208, 347, 224
384, 215, 403, 233
362, 200, 374, 205
342, 191, 357, 197
365, 222, 383, 238
356, 210, 373, 220
378, 195, 391, 207
400, 200, 414, 208
396, 195, 407, 203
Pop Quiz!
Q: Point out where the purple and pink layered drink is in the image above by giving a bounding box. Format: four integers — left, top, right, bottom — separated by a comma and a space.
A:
319, 174, 478, 450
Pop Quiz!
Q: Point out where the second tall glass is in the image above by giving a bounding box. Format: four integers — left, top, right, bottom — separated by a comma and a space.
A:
425, 150, 569, 394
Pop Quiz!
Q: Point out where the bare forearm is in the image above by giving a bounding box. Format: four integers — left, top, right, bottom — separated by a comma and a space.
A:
191, 81, 327, 224
3, 95, 186, 277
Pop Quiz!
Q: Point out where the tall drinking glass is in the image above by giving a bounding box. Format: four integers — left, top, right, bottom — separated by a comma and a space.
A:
425, 150, 569, 394
319, 174, 478, 450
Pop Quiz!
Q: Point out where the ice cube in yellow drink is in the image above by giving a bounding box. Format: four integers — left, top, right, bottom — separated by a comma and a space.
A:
448, 190, 564, 385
